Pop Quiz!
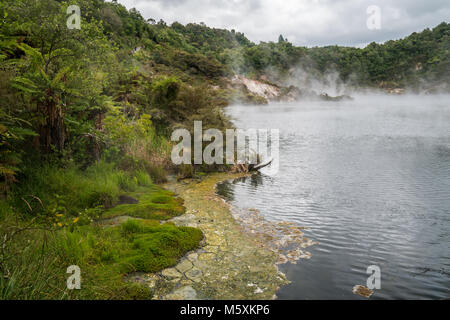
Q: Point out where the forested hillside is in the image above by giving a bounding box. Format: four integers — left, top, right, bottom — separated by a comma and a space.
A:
0, 0, 448, 299
1, 0, 448, 186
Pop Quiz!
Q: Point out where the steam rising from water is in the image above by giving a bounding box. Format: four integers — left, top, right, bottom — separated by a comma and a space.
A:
221, 94, 450, 299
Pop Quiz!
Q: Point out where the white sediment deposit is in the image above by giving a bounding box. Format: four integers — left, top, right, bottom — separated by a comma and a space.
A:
231, 75, 280, 100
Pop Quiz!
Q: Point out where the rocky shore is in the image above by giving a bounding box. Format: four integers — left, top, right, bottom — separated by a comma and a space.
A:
230, 75, 354, 104
127, 173, 318, 300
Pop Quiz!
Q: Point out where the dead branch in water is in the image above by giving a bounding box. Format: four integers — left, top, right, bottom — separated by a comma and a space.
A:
231, 158, 273, 173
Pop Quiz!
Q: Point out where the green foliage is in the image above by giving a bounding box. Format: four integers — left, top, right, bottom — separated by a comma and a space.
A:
0, 103, 36, 196
0, 163, 200, 299
2, 0, 114, 154
102, 105, 172, 175
103, 108, 154, 150
2, 1, 445, 190
0, 214, 202, 299
145, 164, 168, 184
102, 185, 185, 220
10, 161, 154, 219
149, 78, 232, 133
151, 76, 181, 107
304, 22, 450, 89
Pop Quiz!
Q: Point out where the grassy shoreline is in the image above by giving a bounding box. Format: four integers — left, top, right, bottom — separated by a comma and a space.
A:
0, 164, 204, 300
0, 165, 287, 300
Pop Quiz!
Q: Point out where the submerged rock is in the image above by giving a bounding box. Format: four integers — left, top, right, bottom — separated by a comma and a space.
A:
165, 286, 198, 300
229, 205, 318, 266
161, 268, 182, 280
319, 93, 354, 101
176, 259, 194, 274
352, 285, 374, 298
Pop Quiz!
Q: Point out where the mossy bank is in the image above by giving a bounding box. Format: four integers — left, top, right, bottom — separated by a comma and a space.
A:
129, 173, 289, 300
0, 164, 204, 300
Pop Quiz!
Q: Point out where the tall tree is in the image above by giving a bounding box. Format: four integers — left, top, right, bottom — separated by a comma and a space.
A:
5, 0, 113, 153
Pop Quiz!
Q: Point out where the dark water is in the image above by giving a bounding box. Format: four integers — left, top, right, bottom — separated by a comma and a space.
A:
217, 95, 450, 299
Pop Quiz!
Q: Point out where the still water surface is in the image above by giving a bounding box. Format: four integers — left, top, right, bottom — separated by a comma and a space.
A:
217, 95, 450, 299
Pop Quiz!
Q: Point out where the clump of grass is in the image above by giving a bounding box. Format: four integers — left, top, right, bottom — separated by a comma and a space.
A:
121, 219, 144, 235
176, 164, 194, 180
116, 171, 138, 192
135, 170, 152, 187
145, 164, 168, 184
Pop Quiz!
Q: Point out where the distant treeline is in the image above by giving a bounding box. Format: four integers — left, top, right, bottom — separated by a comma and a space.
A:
92, 1, 449, 89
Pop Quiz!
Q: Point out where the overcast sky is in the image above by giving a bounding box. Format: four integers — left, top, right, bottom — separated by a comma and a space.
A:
114, 0, 449, 47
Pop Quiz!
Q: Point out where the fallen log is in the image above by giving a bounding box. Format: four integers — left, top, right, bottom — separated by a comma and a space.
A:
252, 158, 273, 171
231, 158, 273, 173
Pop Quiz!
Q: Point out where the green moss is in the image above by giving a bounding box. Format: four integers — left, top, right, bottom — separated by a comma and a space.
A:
67, 219, 202, 297
1, 171, 202, 299
102, 185, 185, 220
0, 216, 202, 300
117, 220, 203, 273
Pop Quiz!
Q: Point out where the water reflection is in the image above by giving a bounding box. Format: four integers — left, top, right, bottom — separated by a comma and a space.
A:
218, 174, 266, 201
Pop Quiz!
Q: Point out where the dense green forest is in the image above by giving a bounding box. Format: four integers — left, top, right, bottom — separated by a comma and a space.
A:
0, 0, 448, 299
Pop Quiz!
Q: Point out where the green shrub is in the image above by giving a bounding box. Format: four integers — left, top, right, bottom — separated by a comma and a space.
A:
116, 171, 138, 192
135, 170, 152, 186
10, 161, 144, 218
146, 164, 168, 184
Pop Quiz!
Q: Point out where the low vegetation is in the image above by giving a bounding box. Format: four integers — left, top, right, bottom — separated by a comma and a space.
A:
0, 216, 202, 299
0, 162, 202, 299
102, 186, 185, 220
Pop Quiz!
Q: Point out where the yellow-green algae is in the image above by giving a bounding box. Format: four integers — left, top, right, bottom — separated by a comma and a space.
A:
129, 173, 291, 300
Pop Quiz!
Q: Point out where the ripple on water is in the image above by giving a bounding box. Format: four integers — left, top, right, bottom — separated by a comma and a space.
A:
219, 96, 450, 299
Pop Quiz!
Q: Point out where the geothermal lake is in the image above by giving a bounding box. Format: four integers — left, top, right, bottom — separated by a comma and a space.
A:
218, 94, 450, 299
